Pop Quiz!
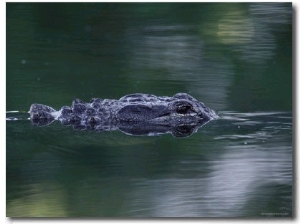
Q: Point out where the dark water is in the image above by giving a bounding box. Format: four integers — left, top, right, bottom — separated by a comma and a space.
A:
6, 3, 292, 217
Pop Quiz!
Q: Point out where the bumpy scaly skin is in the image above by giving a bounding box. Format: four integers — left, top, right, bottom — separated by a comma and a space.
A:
30, 93, 218, 137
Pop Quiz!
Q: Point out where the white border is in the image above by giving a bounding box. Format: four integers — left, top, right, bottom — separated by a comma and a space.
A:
3, 1, 296, 224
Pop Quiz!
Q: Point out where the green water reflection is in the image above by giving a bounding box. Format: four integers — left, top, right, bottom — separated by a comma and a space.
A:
6, 3, 292, 217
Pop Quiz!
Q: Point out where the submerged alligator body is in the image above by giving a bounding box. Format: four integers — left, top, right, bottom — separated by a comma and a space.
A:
30, 93, 218, 137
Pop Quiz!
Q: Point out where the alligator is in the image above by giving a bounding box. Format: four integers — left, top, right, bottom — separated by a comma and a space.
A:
29, 93, 218, 137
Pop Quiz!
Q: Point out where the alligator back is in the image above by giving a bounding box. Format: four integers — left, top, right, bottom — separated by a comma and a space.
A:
29, 93, 218, 137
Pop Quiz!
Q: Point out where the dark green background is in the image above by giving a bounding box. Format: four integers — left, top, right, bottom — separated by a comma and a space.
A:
7, 3, 292, 217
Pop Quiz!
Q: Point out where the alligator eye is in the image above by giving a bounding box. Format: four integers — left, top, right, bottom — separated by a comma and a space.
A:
176, 105, 192, 114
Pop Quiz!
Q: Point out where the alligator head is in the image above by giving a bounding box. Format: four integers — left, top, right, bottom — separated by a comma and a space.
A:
117, 93, 218, 125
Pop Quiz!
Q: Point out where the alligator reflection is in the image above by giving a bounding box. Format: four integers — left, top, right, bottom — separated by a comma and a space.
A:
31, 118, 212, 137
29, 93, 218, 137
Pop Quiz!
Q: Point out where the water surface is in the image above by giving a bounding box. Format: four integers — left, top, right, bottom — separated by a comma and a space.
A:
6, 3, 292, 217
